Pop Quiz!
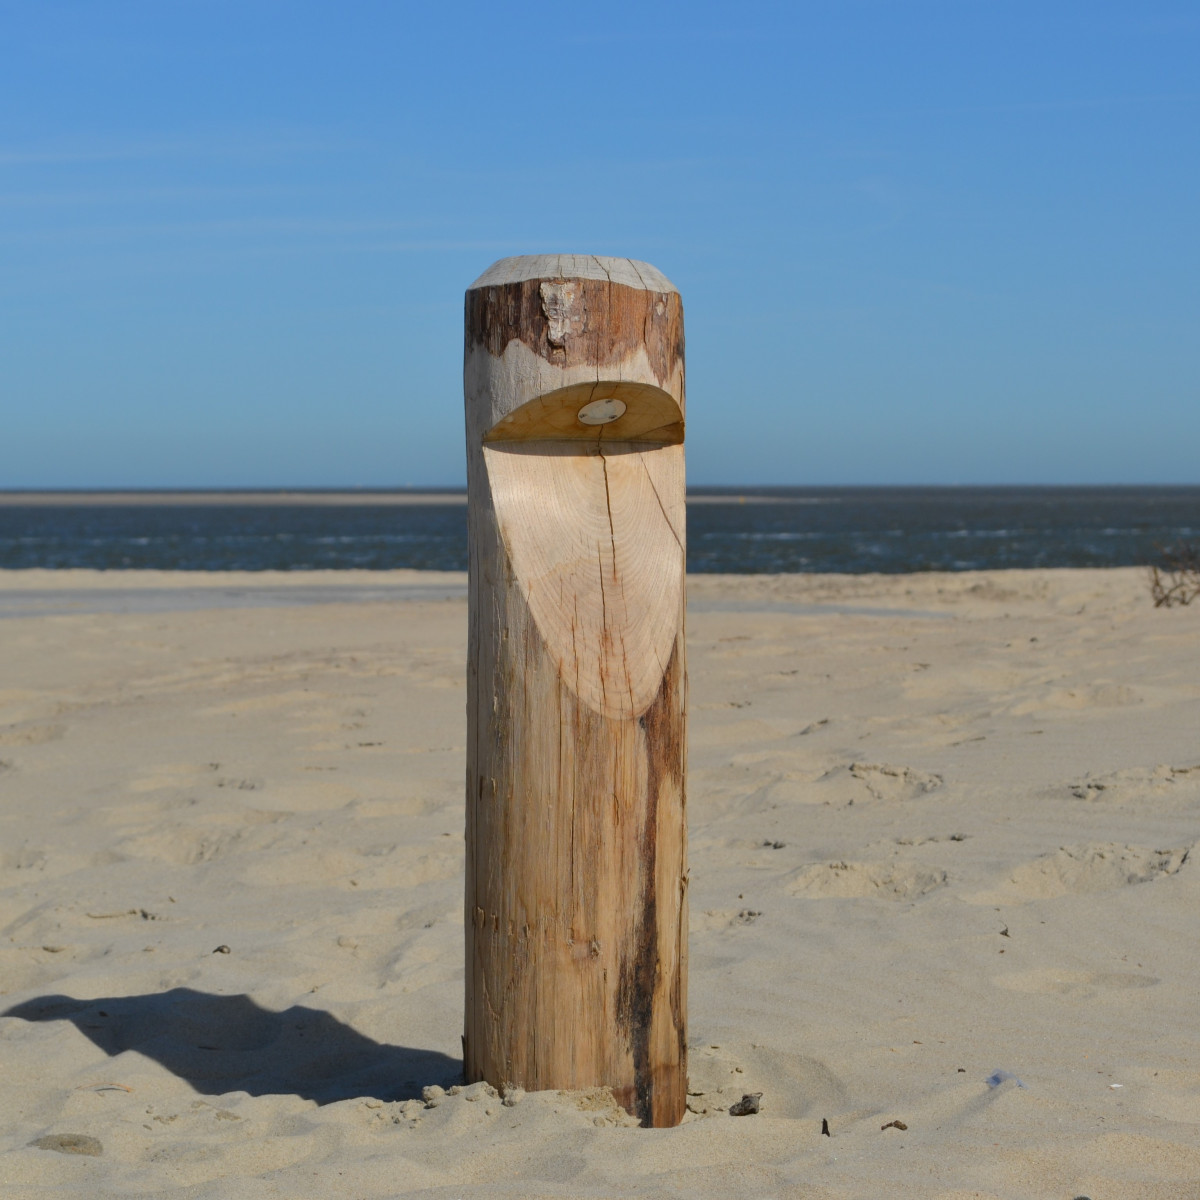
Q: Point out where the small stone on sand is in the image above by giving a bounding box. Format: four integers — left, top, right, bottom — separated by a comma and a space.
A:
729, 1093, 762, 1116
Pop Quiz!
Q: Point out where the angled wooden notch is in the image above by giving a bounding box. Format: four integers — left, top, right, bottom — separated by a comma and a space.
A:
463, 254, 688, 1128
482, 380, 683, 446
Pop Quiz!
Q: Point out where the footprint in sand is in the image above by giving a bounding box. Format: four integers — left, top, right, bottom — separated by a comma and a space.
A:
967, 841, 1191, 905
348, 795, 444, 819
0, 723, 66, 747
118, 827, 248, 867
1011, 682, 1141, 715
0, 845, 48, 873
1068, 764, 1200, 804
254, 841, 460, 890
786, 859, 948, 900
692, 908, 764, 931
685, 1042, 848, 1119
816, 762, 943, 805
117, 811, 286, 867
994, 968, 1160, 997
128, 762, 221, 794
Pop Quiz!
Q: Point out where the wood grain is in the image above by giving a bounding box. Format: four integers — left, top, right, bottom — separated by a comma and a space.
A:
464, 255, 688, 1127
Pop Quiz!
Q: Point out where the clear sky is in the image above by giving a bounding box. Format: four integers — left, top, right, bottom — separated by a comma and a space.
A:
2, 1, 1197, 487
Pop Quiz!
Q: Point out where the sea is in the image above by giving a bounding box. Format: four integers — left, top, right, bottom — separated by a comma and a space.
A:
0, 487, 1196, 575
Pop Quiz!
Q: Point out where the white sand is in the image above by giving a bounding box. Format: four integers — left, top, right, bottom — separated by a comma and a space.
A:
1, 568, 1198, 1198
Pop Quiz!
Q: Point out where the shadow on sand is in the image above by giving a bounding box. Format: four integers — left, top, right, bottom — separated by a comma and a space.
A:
3, 988, 462, 1105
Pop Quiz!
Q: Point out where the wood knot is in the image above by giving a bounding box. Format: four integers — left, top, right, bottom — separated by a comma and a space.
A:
539, 281, 582, 348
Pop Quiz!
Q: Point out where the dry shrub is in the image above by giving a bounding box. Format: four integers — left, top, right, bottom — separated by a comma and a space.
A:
1149, 541, 1200, 608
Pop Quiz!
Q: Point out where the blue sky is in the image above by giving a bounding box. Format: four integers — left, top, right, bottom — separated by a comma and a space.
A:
2, 1, 1197, 487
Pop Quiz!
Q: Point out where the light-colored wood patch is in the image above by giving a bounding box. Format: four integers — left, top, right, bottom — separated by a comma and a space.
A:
470, 254, 677, 293
484, 441, 684, 720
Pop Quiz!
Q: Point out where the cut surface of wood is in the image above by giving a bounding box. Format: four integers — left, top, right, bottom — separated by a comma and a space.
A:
484, 441, 684, 720
483, 380, 683, 446
470, 254, 677, 293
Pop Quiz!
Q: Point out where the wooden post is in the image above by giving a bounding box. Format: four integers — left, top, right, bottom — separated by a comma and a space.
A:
463, 255, 687, 1127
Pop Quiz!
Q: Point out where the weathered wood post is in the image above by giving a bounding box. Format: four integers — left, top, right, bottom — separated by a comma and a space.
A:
463, 255, 688, 1127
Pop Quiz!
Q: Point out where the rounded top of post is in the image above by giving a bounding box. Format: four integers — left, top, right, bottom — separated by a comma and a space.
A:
469, 255, 677, 294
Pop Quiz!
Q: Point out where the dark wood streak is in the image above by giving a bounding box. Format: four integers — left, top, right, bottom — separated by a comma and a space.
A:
465, 279, 685, 393
617, 639, 686, 1126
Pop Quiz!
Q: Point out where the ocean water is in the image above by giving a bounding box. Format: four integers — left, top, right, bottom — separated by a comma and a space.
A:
0, 488, 1196, 574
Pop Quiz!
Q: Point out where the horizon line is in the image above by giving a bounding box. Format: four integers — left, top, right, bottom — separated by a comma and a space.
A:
1, 482, 1198, 509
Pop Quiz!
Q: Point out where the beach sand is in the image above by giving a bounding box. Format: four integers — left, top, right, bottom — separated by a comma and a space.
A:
1, 567, 1197, 1198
